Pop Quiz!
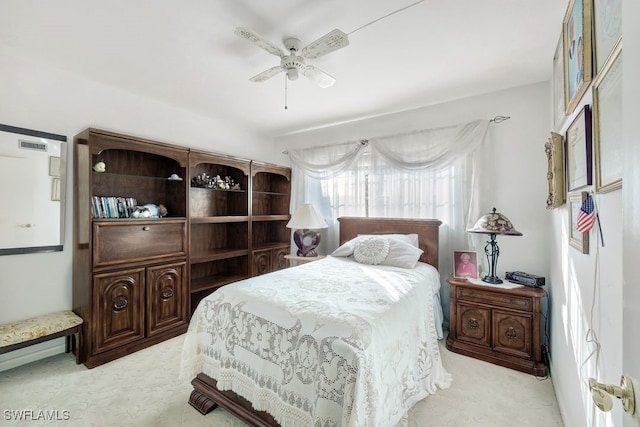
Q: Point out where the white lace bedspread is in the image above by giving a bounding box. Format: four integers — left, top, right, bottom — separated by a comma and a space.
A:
180, 256, 451, 427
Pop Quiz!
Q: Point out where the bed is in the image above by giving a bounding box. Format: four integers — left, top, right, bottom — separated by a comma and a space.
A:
180, 217, 451, 426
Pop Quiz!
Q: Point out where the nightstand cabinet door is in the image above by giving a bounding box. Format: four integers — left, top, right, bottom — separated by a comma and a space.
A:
457, 303, 490, 347
492, 310, 532, 359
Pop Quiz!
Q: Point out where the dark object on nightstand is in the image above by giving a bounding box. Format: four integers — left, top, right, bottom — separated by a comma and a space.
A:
446, 276, 548, 377
505, 271, 546, 287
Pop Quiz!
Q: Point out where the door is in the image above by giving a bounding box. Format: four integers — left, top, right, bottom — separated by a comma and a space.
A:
93, 268, 145, 354
622, 3, 640, 424
146, 261, 188, 336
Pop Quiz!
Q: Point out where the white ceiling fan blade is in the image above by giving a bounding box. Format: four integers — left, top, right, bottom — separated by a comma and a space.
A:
235, 27, 285, 57
303, 66, 336, 88
249, 66, 283, 83
301, 29, 349, 59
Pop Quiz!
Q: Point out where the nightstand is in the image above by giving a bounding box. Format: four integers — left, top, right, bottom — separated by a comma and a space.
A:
284, 254, 325, 267
446, 276, 548, 377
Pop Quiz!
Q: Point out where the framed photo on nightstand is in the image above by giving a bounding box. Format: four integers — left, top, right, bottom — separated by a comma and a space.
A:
453, 250, 478, 279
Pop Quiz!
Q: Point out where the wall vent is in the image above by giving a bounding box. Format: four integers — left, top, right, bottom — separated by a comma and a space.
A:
19, 139, 48, 152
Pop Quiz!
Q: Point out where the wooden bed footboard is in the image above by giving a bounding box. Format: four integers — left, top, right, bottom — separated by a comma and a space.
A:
190, 373, 280, 426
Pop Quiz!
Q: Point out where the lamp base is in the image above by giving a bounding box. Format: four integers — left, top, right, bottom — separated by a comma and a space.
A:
482, 275, 503, 284
293, 229, 321, 257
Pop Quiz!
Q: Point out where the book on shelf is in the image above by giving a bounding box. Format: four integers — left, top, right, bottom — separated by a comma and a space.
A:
91, 196, 137, 218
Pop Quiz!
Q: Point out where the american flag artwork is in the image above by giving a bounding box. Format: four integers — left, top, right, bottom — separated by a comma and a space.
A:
576, 194, 596, 233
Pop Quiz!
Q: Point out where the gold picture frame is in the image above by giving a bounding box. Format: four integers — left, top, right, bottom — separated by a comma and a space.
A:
569, 191, 589, 254
593, 39, 622, 193
563, 0, 593, 115
593, 0, 621, 75
566, 105, 592, 192
552, 34, 566, 131
545, 132, 565, 209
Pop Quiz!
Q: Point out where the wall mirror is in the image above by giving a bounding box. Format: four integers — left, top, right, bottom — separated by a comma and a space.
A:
0, 124, 67, 255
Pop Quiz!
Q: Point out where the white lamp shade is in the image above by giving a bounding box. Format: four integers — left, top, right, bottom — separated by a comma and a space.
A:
286, 204, 327, 229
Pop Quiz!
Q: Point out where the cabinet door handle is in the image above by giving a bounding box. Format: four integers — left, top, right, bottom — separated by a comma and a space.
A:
467, 318, 479, 329
161, 286, 174, 299
113, 296, 128, 312
142, 226, 150, 231
506, 326, 518, 340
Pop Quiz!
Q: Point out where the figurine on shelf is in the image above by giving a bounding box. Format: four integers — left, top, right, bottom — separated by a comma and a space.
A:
190, 172, 241, 190
132, 203, 167, 218
93, 159, 106, 173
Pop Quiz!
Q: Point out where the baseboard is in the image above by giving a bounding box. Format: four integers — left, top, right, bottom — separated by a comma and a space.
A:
0, 338, 65, 372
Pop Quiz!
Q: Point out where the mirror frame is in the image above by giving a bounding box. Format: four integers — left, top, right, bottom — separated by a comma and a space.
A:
0, 124, 67, 255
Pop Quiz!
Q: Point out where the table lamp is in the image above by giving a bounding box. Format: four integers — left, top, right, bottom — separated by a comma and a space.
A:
286, 204, 328, 257
467, 207, 522, 284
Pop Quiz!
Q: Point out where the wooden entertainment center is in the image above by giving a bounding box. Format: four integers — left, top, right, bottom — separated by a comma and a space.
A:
72, 128, 291, 368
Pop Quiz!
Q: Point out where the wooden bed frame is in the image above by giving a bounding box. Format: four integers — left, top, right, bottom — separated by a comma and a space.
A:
188, 217, 442, 426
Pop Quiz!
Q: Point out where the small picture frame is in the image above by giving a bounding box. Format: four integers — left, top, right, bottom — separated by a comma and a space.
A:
453, 250, 479, 279
51, 177, 61, 201
593, 40, 622, 193
563, 0, 593, 115
566, 104, 592, 192
545, 132, 565, 209
49, 156, 61, 177
569, 191, 589, 254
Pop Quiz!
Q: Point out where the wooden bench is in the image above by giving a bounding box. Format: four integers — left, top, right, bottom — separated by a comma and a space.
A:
0, 310, 83, 364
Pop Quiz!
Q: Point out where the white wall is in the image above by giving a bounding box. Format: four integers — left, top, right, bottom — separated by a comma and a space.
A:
276, 82, 552, 329
0, 54, 280, 370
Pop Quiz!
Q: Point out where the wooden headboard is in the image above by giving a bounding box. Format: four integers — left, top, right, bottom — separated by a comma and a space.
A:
337, 217, 442, 269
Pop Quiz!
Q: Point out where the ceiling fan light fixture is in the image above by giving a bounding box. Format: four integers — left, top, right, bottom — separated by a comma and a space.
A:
286, 68, 299, 80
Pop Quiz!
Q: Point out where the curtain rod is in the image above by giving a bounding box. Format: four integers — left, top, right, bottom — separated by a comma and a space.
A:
282, 116, 509, 154
490, 115, 511, 123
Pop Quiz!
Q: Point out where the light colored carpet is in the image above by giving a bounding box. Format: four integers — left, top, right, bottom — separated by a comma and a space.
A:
0, 335, 563, 426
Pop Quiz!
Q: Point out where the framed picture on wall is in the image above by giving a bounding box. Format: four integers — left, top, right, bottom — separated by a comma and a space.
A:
563, 0, 593, 115
545, 132, 565, 209
593, 0, 621, 75
566, 104, 592, 192
569, 191, 589, 254
453, 250, 478, 279
593, 40, 622, 193
552, 34, 566, 131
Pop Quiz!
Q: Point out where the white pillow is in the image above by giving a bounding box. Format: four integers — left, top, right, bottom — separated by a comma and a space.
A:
380, 238, 424, 269
353, 237, 390, 265
331, 237, 360, 257
357, 233, 419, 248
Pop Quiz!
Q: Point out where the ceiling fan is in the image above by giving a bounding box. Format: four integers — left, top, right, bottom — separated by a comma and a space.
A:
234, 27, 349, 88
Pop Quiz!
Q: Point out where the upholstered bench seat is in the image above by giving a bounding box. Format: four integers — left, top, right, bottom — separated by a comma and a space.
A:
0, 310, 83, 364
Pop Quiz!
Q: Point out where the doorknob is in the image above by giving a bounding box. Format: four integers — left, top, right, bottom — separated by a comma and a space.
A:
588, 375, 636, 415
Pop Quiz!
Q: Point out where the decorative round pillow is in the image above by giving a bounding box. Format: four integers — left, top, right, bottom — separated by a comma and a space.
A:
353, 237, 390, 265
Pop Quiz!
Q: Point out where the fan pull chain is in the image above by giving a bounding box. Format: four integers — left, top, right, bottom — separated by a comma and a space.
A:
284, 73, 288, 110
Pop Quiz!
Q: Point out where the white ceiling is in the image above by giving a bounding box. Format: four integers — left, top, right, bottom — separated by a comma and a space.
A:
2, 0, 568, 138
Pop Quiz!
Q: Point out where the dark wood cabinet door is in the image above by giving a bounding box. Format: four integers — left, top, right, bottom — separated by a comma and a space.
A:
94, 268, 145, 354
146, 262, 188, 336
271, 247, 289, 271
492, 310, 532, 359
252, 250, 271, 276
456, 303, 491, 347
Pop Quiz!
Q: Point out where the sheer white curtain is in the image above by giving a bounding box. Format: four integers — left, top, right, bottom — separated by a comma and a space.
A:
288, 119, 490, 278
